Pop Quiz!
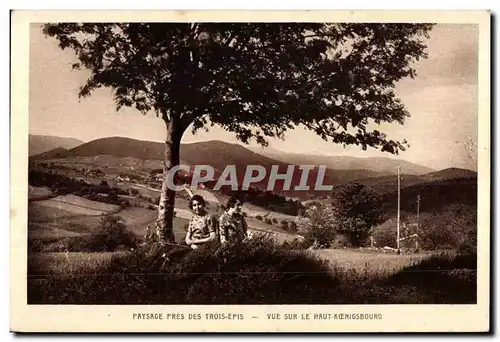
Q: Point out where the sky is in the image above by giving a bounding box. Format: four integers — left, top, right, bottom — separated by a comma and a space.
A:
29, 23, 479, 171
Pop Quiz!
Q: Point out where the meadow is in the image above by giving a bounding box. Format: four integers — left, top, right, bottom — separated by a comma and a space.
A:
311, 249, 432, 277
27, 237, 476, 305
29, 248, 433, 278
26, 184, 477, 305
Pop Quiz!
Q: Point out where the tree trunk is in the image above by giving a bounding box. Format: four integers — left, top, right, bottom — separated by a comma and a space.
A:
156, 119, 183, 245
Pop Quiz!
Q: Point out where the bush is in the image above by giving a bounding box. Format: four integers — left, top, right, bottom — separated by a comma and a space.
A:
372, 218, 398, 248
120, 201, 130, 210
419, 205, 476, 251
86, 216, 138, 252
272, 218, 278, 224
28, 238, 477, 305
264, 218, 272, 225
458, 229, 477, 256
28, 236, 341, 304
386, 252, 476, 303
280, 237, 312, 250
128, 188, 140, 196
296, 204, 338, 247
255, 215, 263, 221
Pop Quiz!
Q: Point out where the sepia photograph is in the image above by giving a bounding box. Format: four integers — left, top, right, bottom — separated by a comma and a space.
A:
10, 10, 490, 332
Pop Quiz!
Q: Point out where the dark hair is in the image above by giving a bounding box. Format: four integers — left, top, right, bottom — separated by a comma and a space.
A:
189, 195, 206, 209
226, 196, 242, 209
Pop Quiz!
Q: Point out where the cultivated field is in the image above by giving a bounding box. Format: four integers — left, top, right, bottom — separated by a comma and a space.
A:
33, 194, 119, 216
28, 186, 53, 200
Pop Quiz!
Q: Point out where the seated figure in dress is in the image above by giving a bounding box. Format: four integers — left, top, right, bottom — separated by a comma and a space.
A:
185, 195, 218, 250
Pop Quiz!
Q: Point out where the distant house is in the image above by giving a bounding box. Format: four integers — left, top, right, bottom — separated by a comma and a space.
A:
116, 176, 131, 182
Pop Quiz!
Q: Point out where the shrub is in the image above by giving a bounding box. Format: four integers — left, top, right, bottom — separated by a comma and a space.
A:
296, 204, 338, 247
419, 205, 476, 251
457, 229, 477, 256
264, 218, 272, 225
120, 201, 130, 210
372, 218, 398, 248
279, 221, 289, 231
255, 215, 263, 221
86, 216, 137, 252
28, 236, 341, 304
386, 251, 476, 303
28, 239, 477, 305
128, 188, 140, 196
280, 237, 312, 250
272, 218, 278, 224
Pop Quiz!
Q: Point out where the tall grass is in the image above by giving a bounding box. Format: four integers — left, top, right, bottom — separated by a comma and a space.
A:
28, 236, 477, 305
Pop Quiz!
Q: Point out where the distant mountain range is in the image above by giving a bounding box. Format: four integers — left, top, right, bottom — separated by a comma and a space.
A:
31, 135, 434, 175
352, 167, 477, 195
30, 135, 476, 200
29, 134, 84, 156
31, 137, 377, 197
368, 168, 477, 215
249, 146, 435, 175
29, 135, 478, 208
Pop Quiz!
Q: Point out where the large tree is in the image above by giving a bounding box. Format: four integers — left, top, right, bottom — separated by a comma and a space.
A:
43, 22, 433, 245
331, 182, 385, 246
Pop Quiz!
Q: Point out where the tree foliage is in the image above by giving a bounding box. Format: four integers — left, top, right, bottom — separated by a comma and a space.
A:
295, 203, 339, 247
43, 22, 433, 152
332, 182, 385, 246
42, 22, 433, 243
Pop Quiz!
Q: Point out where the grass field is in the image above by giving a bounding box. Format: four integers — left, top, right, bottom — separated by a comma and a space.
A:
117, 206, 190, 241
29, 198, 110, 236
29, 247, 431, 277
32, 195, 119, 216
28, 223, 85, 240
29, 199, 191, 241
28, 186, 53, 200
28, 203, 80, 222
311, 249, 433, 277
28, 252, 121, 274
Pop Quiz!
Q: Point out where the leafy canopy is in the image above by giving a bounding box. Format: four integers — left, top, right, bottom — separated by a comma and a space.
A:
43, 23, 433, 153
332, 182, 385, 246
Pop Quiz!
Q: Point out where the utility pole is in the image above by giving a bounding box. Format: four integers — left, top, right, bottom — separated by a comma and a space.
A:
416, 194, 420, 250
397, 166, 401, 255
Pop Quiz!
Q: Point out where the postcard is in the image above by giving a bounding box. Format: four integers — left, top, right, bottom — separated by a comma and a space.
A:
10, 9, 490, 333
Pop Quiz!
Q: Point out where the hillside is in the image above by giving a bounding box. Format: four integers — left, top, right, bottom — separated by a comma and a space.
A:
31, 137, 401, 199
29, 134, 84, 156
249, 146, 434, 175
331, 168, 478, 215
382, 176, 477, 215
32, 147, 69, 160
354, 168, 478, 195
